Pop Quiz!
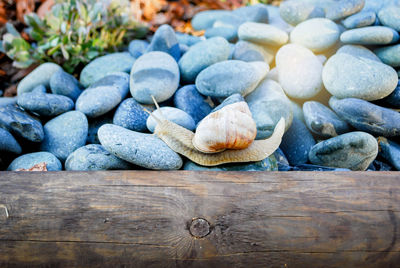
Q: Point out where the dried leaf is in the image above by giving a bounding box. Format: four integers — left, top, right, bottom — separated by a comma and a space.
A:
16, 162, 48, 171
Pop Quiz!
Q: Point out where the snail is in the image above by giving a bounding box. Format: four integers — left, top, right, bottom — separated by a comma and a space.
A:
147, 97, 285, 166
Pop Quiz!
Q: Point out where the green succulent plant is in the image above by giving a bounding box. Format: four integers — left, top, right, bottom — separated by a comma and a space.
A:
0, 0, 147, 73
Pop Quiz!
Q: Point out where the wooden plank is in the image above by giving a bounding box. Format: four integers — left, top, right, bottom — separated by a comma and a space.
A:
0, 171, 399, 267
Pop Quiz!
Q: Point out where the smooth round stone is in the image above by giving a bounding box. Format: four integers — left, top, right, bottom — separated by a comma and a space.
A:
183, 155, 278, 171
280, 118, 316, 166
362, 0, 396, 12
17, 63, 62, 95
374, 44, 400, 67
279, 0, 325, 26
325, 0, 365, 21
191, 10, 235, 30
196, 60, 269, 98
178, 37, 230, 83
89, 72, 130, 99
204, 27, 237, 43
98, 124, 182, 170
0, 105, 44, 142
276, 44, 323, 99
238, 22, 288, 46
40, 111, 88, 162
80, 52, 135, 87
266, 5, 293, 32
113, 98, 150, 132
309, 131, 378, 171
146, 107, 195, 133
65, 144, 132, 171
7, 152, 62, 171
342, 11, 376, 28
87, 114, 113, 144
128, 40, 149, 58
378, 137, 400, 171
212, 94, 244, 113
130, 51, 180, 104
329, 97, 400, 137
265, 67, 279, 82
290, 18, 340, 53
337, 44, 381, 61
0, 128, 21, 154
232, 41, 275, 64
323, 53, 398, 101
245, 79, 293, 139
303, 101, 350, 138
340, 26, 399, 45
232, 4, 269, 23
50, 70, 82, 101
377, 80, 400, 108
76, 86, 121, 118
378, 6, 400, 32
176, 32, 202, 46
173, 85, 212, 124
147, 25, 180, 61
17, 90, 74, 117
0, 97, 17, 107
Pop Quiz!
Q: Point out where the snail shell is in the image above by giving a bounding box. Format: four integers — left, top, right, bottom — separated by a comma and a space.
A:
192, 102, 257, 153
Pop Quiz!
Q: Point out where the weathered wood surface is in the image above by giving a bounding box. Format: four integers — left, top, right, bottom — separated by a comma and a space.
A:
0, 171, 399, 267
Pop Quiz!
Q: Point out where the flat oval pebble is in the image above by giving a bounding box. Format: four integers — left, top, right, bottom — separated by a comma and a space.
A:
50, 69, 82, 101
323, 53, 397, 100
342, 11, 376, 28
204, 27, 237, 43
325, 0, 365, 21
128, 40, 149, 58
0, 105, 44, 142
76, 86, 121, 118
337, 44, 381, 61
98, 124, 183, 170
276, 44, 323, 99
65, 144, 132, 171
245, 79, 293, 139
40, 111, 88, 162
377, 137, 400, 171
146, 24, 180, 61
329, 97, 400, 137
176, 32, 202, 47
0, 128, 21, 154
80, 52, 135, 87
191, 10, 236, 30
113, 98, 150, 132
378, 6, 400, 32
89, 72, 130, 99
309, 131, 378, 171
173, 85, 212, 124
232, 4, 269, 23
279, 0, 326, 26
238, 22, 288, 46
0, 97, 16, 107
17, 62, 62, 95
290, 18, 340, 53
303, 101, 350, 138
146, 107, 195, 133
130, 51, 180, 104
7, 152, 61, 171
340, 26, 399, 45
374, 44, 400, 67
233, 41, 275, 64
178, 37, 230, 83
196, 60, 268, 98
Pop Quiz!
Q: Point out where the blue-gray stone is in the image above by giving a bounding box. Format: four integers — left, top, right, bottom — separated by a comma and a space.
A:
130, 51, 180, 104
309, 131, 378, 171
342, 11, 376, 28
340, 26, 399, 45
176, 32, 202, 46
76, 86, 121, 118
337, 44, 381, 61
98, 124, 183, 170
128, 40, 149, 58
191, 10, 235, 30
378, 6, 400, 32
89, 72, 130, 99
196, 60, 268, 98
303, 101, 350, 138
329, 97, 400, 137
245, 79, 293, 139
146, 107, 195, 133
362, 0, 395, 12
232, 4, 269, 23
325, 0, 365, 21
87, 114, 113, 144
292, 164, 351, 171
113, 98, 150, 132
274, 147, 289, 166
179, 44, 189, 55
280, 118, 316, 166
212, 93, 244, 113
7, 152, 61, 171
374, 44, 400, 68
322, 53, 398, 101
204, 27, 237, 43
17, 63, 62, 95
183, 155, 278, 171
367, 159, 394, 171
50, 69, 82, 101
377, 80, 400, 108
80, 52, 135, 87
17, 89, 74, 117
279, 0, 325, 26
0, 128, 21, 154
0, 97, 17, 107
267, 5, 293, 32
147, 25, 180, 61
232, 40, 275, 64
377, 137, 400, 170
65, 144, 133, 171
173, 85, 212, 124
0, 105, 44, 142
238, 22, 288, 46
178, 37, 230, 83
40, 111, 88, 162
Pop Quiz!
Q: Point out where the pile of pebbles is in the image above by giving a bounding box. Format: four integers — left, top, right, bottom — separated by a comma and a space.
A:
1, 0, 399, 171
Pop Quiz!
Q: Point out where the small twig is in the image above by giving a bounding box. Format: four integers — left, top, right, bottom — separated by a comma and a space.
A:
0, 204, 9, 218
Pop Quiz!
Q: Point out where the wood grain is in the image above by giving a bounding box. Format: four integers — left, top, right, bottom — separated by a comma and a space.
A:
0, 171, 399, 267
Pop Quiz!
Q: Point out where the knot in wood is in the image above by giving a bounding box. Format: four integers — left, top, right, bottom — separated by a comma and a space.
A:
189, 218, 210, 238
